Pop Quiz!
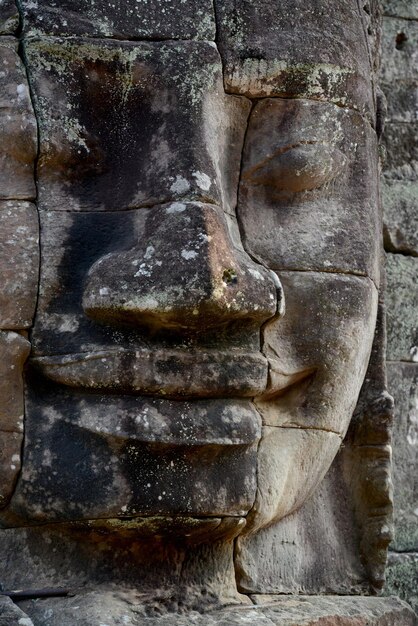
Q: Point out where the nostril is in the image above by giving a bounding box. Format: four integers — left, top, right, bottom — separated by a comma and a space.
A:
222, 268, 238, 286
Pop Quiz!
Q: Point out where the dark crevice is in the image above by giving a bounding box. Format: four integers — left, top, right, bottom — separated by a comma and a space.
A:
24, 34, 215, 44
384, 14, 418, 22
7, 0, 41, 510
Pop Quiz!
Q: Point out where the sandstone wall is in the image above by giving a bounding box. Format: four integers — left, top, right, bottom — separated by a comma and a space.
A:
380, 0, 418, 612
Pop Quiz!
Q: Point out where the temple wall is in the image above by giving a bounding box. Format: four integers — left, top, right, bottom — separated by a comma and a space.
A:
380, 0, 418, 612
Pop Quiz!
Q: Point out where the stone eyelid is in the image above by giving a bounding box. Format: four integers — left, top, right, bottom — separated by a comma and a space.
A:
243, 141, 348, 193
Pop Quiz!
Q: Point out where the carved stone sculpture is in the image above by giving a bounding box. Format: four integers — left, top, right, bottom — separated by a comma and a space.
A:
0, 1, 416, 624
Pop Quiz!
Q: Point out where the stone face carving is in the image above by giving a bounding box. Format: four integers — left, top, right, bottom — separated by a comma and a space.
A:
0, 1, 408, 624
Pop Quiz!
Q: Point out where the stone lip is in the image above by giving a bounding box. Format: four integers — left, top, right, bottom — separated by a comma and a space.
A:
31, 348, 269, 398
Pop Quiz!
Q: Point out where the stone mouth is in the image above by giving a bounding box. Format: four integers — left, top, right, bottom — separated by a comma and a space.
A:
31, 348, 269, 399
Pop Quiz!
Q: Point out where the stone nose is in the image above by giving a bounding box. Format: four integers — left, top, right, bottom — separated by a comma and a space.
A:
82, 202, 282, 333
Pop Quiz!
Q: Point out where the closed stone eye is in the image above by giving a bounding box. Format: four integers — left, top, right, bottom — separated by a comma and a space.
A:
243, 142, 347, 193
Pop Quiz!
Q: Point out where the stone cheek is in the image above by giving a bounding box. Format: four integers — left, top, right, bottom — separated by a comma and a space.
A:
0, 202, 39, 329
0, 38, 37, 201
0, 332, 31, 508
257, 272, 378, 435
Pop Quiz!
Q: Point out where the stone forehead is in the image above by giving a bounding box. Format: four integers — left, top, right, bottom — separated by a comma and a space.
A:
20, 0, 376, 117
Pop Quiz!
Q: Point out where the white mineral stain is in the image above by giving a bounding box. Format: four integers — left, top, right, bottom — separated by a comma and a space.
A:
192, 171, 211, 191
144, 245, 155, 259
248, 268, 264, 281
181, 249, 198, 260
99, 287, 110, 296
166, 202, 186, 214
170, 175, 190, 194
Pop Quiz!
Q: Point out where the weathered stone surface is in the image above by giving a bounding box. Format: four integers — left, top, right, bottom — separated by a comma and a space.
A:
0, 596, 34, 626
383, 181, 418, 255
380, 17, 418, 123
24, 38, 250, 215
20, 0, 215, 40
0, 38, 36, 201
245, 426, 341, 533
0, 331, 30, 508
82, 202, 278, 336
0, 0, 18, 34
386, 255, 418, 362
215, 0, 376, 119
0, 202, 39, 329
382, 0, 418, 19
258, 272, 378, 435
238, 98, 381, 283
236, 454, 367, 594
382, 123, 418, 182
386, 553, 418, 614
31, 208, 276, 356
13, 593, 418, 626
2, 375, 260, 525
387, 363, 418, 551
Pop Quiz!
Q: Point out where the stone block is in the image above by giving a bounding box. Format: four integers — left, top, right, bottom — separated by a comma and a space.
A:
0, 38, 37, 200
0, 331, 30, 508
0, 0, 19, 34
238, 98, 381, 283
12, 593, 418, 626
215, 0, 375, 119
24, 38, 250, 214
386, 553, 418, 614
382, 0, 418, 19
387, 363, 418, 551
382, 123, 418, 182
383, 181, 418, 255
380, 17, 418, 123
0, 597, 34, 626
0, 201, 39, 329
386, 255, 418, 362
20, 0, 215, 40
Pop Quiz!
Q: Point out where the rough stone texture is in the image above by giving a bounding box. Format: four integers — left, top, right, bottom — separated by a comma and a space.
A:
387, 363, 418, 552
386, 553, 418, 615
0, 1, 408, 621
0, 331, 30, 508
2, 376, 260, 525
82, 202, 278, 336
20, 0, 215, 40
12, 594, 418, 626
0, 0, 18, 34
235, 450, 368, 595
24, 38, 250, 215
258, 272, 378, 435
0, 38, 37, 201
215, 0, 376, 120
0, 596, 34, 626
380, 17, 418, 123
382, 1, 418, 19
386, 255, 418, 362
0, 202, 39, 329
380, 3, 418, 615
383, 182, 418, 256
31, 209, 274, 356
238, 98, 381, 283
